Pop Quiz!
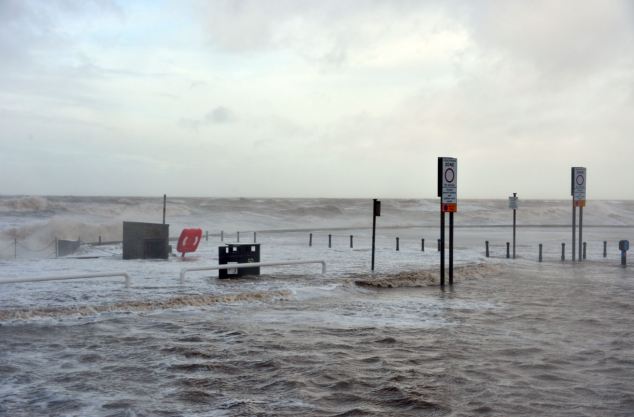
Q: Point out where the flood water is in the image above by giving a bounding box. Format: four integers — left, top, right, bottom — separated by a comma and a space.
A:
1, 259, 633, 416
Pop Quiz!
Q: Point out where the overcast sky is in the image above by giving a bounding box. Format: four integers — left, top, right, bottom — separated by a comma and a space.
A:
1, 0, 633, 199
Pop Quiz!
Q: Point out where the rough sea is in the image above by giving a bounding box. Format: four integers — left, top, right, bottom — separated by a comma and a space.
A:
0, 196, 633, 416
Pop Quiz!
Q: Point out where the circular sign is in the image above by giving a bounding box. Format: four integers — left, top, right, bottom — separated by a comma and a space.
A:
444, 167, 455, 183
576, 174, 585, 185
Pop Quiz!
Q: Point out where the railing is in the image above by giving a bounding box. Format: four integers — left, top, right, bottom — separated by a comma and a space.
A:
0, 272, 132, 288
179, 260, 327, 285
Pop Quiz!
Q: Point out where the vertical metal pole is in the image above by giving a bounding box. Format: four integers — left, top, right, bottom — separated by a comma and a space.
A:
350, 235, 353, 249
220, 231, 224, 242
513, 193, 517, 259
506, 242, 510, 259
254, 232, 257, 243
205, 231, 208, 241
421, 239, 425, 252
449, 212, 454, 285
237, 231, 240, 242
14, 238, 17, 259
98, 235, 102, 245
309, 233, 313, 247
583, 242, 587, 260
561, 243, 565, 261
622, 251, 627, 267
437, 239, 441, 251
328, 234, 332, 248
485, 241, 489, 257
578, 207, 583, 262
396, 237, 399, 251
572, 202, 576, 261
603, 241, 607, 258
440, 210, 445, 287
162, 194, 166, 225
539, 244, 543, 262
371, 206, 377, 271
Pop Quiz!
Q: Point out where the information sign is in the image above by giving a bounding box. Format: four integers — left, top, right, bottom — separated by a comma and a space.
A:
571, 167, 586, 207
438, 157, 457, 212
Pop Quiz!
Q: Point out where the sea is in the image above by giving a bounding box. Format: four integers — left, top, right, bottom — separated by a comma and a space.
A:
0, 196, 633, 416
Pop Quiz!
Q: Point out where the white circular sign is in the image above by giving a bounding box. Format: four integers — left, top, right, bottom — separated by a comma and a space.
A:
444, 167, 455, 183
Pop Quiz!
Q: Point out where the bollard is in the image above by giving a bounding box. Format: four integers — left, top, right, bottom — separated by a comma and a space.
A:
350, 235, 353, 249
485, 241, 489, 258
437, 239, 441, 252
603, 241, 607, 258
583, 242, 587, 260
205, 231, 208, 241
619, 240, 629, 267
539, 244, 543, 262
561, 243, 565, 261
309, 233, 313, 247
506, 242, 510, 259
254, 232, 257, 243
237, 231, 240, 242
421, 238, 425, 252
221, 230, 224, 242
396, 237, 400, 251
328, 234, 332, 248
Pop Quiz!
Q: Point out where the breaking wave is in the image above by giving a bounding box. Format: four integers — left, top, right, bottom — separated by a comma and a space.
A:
353, 263, 503, 288
2, 195, 634, 259
0, 290, 292, 321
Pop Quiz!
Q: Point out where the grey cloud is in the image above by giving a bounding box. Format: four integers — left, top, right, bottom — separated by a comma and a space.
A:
205, 106, 233, 124
459, 0, 634, 79
179, 106, 236, 130
196, 0, 634, 78
196, 1, 440, 68
0, 0, 123, 59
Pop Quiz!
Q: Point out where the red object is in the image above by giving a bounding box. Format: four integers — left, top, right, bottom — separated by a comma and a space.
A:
177, 228, 202, 257
442, 203, 457, 213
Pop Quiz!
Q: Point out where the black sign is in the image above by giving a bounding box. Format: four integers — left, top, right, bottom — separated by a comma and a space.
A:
374, 199, 381, 217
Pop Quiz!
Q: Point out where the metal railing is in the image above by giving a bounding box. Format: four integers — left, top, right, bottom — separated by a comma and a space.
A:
0, 272, 132, 288
179, 260, 327, 285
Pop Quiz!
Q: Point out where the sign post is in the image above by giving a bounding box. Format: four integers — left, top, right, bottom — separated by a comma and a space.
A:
509, 193, 518, 259
162, 194, 167, 225
571, 167, 586, 262
438, 157, 457, 286
371, 199, 381, 271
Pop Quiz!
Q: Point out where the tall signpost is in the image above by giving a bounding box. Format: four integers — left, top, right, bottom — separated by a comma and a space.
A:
438, 157, 457, 287
509, 193, 518, 259
571, 167, 586, 262
371, 199, 381, 271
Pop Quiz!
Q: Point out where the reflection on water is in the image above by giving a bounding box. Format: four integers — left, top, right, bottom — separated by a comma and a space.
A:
1, 261, 633, 416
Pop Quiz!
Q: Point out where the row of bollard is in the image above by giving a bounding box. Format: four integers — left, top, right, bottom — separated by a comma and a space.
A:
309, 233, 428, 251
199, 230, 258, 243
198, 230, 627, 266
485, 239, 627, 266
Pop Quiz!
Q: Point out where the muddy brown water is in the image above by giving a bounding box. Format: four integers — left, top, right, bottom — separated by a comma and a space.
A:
1, 261, 633, 416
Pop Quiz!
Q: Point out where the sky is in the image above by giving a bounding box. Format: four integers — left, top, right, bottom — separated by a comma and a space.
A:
1, 0, 633, 199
